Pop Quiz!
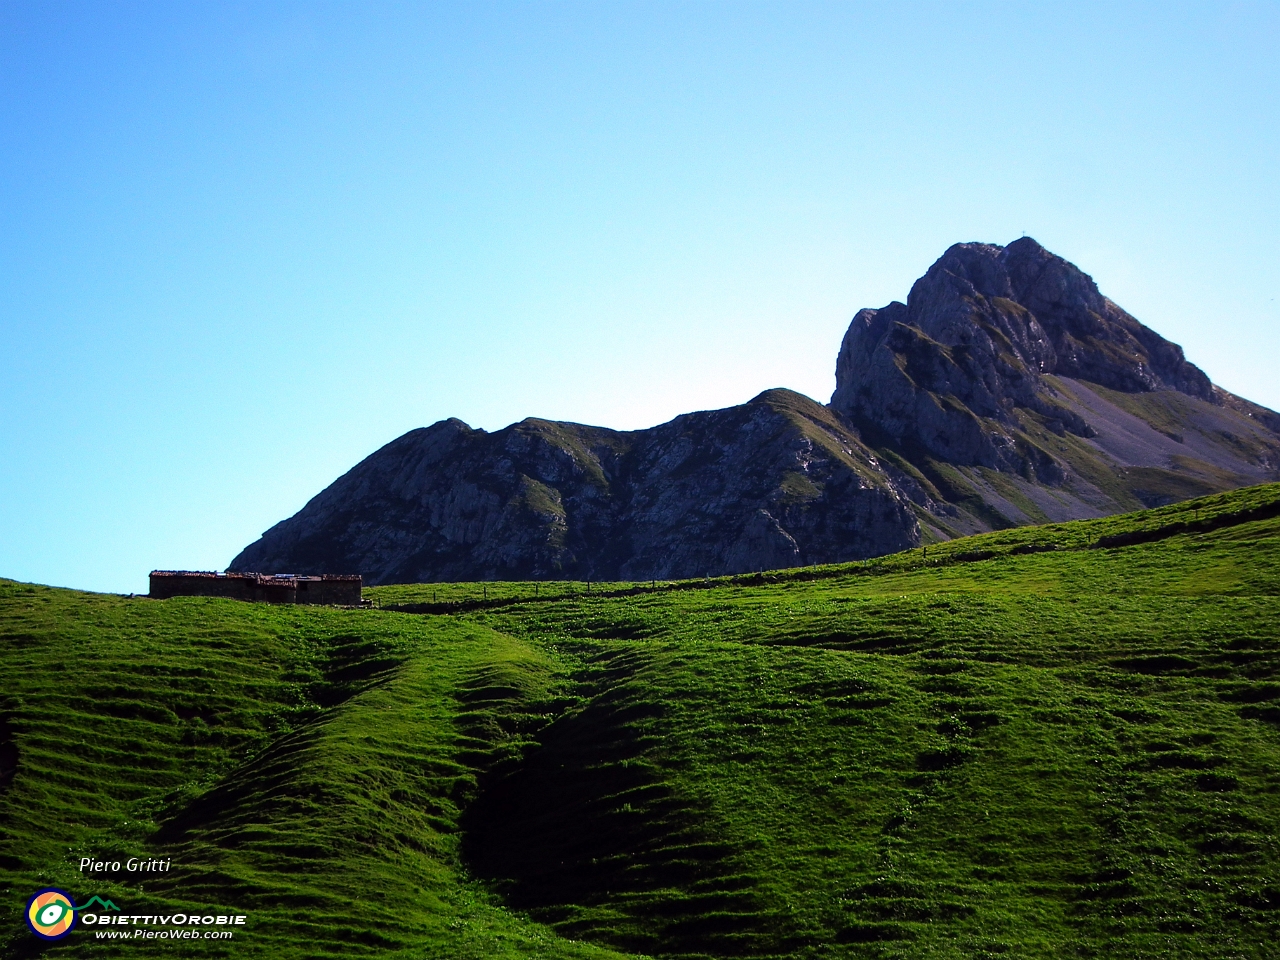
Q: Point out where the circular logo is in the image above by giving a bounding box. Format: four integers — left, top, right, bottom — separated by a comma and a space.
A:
26, 889, 77, 940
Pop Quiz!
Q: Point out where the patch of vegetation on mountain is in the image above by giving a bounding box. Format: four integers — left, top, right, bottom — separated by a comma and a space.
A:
3, 482, 1280, 957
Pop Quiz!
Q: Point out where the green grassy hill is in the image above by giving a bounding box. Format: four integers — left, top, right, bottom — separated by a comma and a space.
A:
3, 484, 1280, 958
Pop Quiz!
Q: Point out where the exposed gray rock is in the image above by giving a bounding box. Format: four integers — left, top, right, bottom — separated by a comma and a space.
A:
232, 238, 1280, 583
232, 390, 920, 584
831, 238, 1212, 472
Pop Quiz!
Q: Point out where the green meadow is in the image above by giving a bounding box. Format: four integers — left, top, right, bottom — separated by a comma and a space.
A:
3, 484, 1279, 958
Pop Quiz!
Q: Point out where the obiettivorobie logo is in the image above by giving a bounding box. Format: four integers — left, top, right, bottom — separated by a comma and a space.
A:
25, 889, 120, 940
25, 889, 247, 941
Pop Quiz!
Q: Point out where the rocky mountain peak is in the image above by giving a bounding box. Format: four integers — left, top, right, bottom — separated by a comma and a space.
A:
831, 237, 1215, 473
231, 239, 1280, 584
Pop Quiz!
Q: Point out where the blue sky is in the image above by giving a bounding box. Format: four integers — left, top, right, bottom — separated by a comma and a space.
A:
2, 1, 1277, 594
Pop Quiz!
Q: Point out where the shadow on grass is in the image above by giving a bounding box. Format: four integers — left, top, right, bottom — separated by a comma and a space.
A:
0, 714, 16, 798
461, 651, 797, 957
154, 635, 404, 846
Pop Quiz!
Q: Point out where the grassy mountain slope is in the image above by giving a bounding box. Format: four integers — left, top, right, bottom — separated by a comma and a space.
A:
4, 483, 1280, 957
0, 595, 617, 959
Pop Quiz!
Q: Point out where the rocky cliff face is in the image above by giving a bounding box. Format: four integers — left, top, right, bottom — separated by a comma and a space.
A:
232, 238, 1280, 583
232, 390, 919, 584
828, 238, 1279, 540
831, 238, 1212, 473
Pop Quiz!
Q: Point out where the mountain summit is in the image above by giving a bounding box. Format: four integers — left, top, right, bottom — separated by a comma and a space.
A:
232, 239, 1280, 583
833, 238, 1212, 471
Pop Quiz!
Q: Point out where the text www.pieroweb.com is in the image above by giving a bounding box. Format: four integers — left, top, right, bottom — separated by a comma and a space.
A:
95, 928, 235, 940
83, 912, 246, 940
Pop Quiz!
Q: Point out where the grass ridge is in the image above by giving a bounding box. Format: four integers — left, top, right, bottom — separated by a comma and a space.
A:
2, 482, 1279, 957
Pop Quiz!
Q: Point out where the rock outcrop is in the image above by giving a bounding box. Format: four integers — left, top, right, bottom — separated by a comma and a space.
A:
232, 390, 919, 584
232, 238, 1280, 583
831, 238, 1211, 473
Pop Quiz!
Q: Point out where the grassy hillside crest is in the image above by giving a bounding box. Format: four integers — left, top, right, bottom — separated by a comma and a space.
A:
3, 483, 1280, 957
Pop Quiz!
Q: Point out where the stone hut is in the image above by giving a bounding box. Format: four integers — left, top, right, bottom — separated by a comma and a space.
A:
149, 571, 363, 605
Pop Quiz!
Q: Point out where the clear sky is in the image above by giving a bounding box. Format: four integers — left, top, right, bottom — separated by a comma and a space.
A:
2, 1, 1277, 594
